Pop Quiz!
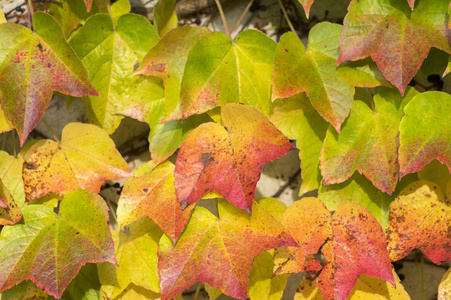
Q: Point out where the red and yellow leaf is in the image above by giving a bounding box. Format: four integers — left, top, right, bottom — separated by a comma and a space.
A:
22, 123, 131, 201
0, 190, 116, 298
0, 12, 98, 145
275, 198, 394, 300
297, 0, 315, 18
117, 161, 194, 243
338, 0, 451, 95
158, 199, 297, 299
386, 180, 451, 264
174, 103, 294, 212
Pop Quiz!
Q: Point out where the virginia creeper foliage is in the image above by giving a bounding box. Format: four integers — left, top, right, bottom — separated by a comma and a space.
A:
1, 0, 451, 299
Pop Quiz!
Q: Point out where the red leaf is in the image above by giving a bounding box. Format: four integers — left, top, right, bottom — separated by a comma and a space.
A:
174, 103, 294, 212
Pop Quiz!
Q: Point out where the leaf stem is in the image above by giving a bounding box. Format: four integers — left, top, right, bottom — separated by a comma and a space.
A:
277, 0, 298, 38
230, 0, 254, 36
42, 118, 60, 142
27, 0, 34, 30
214, 0, 231, 39
193, 282, 202, 300
12, 131, 16, 157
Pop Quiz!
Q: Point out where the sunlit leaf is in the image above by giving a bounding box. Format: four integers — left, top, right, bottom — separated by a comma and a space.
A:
0, 151, 25, 207
0, 9, 5, 24
338, 0, 451, 94
158, 200, 296, 299
181, 30, 276, 119
22, 123, 131, 201
0, 178, 22, 225
111, 0, 131, 23
103, 283, 161, 300
386, 180, 451, 264
0, 12, 98, 145
98, 218, 162, 299
0, 190, 116, 299
294, 269, 408, 299
68, 13, 158, 133
270, 93, 328, 194
399, 91, 451, 177
154, 0, 178, 37
174, 103, 294, 212
439, 267, 451, 300
273, 23, 387, 132
204, 283, 222, 300
136, 26, 211, 121
117, 161, 194, 243
320, 87, 418, 194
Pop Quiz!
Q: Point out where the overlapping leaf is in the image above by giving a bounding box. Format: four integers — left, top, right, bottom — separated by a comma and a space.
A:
68, 13, 158, 133
399, 91, 451, 177
22, 123, 131, 201
297, 0, 315, 18
294, 270, 408, 299
320, 87, 418, 194
0, 151, 25, 207
110, 0, 131, 23
275, 198, 394, 300
0, 9, 5, 23
273, 22, 387, 132
439, 267, 451, 300
158, 199, 297, 299
174, 103, 294, 212
98, 218, 162, 299
338, 0, 451, 94
62, 263, 101, 300
0, 190, 116, 298
180, 30, 276, 119
154, 0, 178, 37
135, 26, 211, 121
270, 93, 328, 194
0, 178, 22, 225
386, 180, 451, 264
117, 161, 194, 243
0, 12, 98, 145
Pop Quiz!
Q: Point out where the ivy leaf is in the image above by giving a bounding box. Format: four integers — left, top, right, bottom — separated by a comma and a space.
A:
158, 199, 297, 299
83, 0, 94, 11
275, 198, 394, 300
180, 30, 276, 119
98, 218, 162, 299
0, 12, 98, 146
272, 23, 387, 132
0, 106, 13, 134
117, 161, 194, 243
338, 0, 451, 95
174, 103, 294, 212
439, 267, 451, 300
111, 0, 131, 23
68, 13, 158, 133
136, 26, 211, 121
22, 123, 131, 201
270, 93, 328, 194
320, 87, 418, 194
102, 284, 160, 300
154, 0, 178, 37
297, 0, 314, 18
294, 269, 408, 300
0, 190, 116, 299
399, 91, 451, 177
386, 180, 451, 264
0, 280, 50, 299
0, 151, 25, 207
0, 178, 22, 225
0, 9, 5, 23
62, 263, 101, 300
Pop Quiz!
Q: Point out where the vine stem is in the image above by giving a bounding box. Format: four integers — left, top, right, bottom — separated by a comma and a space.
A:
214, 0, 231, 39
193, 282, 202, 300
278, 0, 298, 38
27, 0, 34, 30
42, 118, 60, 142
230, 0, 254, 36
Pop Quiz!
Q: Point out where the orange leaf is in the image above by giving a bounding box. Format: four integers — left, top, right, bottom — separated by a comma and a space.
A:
174, 103, 294, 212
158, 199, 297, 299
22, 123, 131, 201
386, 180, 451, 264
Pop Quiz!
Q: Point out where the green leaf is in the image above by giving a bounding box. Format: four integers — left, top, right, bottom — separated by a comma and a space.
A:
0, 12, 98, 145
0, 280, 50, 300
111, 0, 131, 23
136, 26, 212, 121
273, 23, 388, 132
61, 263, 101, 300
270, 93, 328, 194
180, 30, 276, 119
68, 13, 158, 133
0, 151, 25, 208
320, 87, 418, 194
154, 0, 178, 37
338, 0, 451, 94
0, 9, 5, 24
0, 190, 116, 299
98, 218, 162, 299
399, 91, 451, 177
